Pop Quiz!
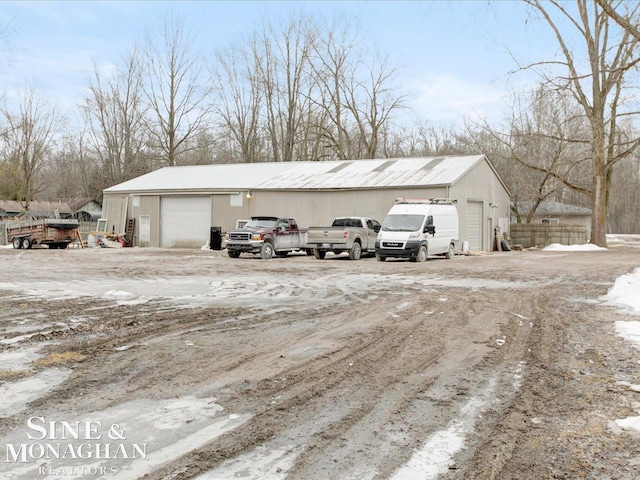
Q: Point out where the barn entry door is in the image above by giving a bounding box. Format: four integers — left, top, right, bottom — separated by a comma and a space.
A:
466, 200, 483, 251
160, 196, 212, 248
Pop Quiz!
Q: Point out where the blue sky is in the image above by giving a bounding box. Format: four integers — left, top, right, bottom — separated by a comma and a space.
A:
0, 1, 555, 127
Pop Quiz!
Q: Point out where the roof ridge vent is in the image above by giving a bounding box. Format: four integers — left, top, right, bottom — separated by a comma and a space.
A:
422, 157, 445, 171
373, 160, 397, 172
328, 162, 353, 173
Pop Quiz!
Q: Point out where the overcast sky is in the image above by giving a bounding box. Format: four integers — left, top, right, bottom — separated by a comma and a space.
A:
0, 1, 557, 127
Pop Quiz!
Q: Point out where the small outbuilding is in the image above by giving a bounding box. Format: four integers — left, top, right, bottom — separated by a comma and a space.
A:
0, 199, 101, 222
510, 201, 592, 248
101, 155, 511, 251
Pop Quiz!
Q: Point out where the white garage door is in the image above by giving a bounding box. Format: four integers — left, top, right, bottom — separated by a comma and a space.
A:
161, 196, 211, 248
466, 201, 483, 251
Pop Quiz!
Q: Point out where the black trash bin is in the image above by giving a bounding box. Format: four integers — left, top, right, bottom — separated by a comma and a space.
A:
210, 226, 222, 250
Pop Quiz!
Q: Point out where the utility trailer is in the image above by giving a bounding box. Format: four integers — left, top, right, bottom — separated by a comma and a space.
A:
7, 218, 79, 249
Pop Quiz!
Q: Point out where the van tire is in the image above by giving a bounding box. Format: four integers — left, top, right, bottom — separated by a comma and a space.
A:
445, 243, 455, 259
416, 244, 428, 262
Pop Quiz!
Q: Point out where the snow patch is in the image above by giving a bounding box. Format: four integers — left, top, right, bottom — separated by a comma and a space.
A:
0, 368, 72, 417
0, 396, 251, 480
604, 269, 640, 314
194, 445, 304, 480
542, 243, 607, 251
390, 377, 498, 479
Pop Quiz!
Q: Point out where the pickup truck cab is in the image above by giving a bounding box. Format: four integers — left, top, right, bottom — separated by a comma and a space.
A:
307, 216, 381, 260
225, 216, 310, 259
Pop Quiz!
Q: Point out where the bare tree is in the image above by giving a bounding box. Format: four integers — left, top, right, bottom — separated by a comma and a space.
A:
0, 86, 60, 209
308, 22, 359, 160
82, 47, 150, 188
470, 86, 592, 223
252, 15, 315, 163
144, 13, 211, 166
522, 0, 640, 246
594, 0, 640, 41
309, 20, 405, 160
343, 53, 404, 159
211, 43, 264, 163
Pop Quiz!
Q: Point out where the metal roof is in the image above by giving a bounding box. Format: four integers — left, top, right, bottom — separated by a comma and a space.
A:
104, 155, 488, 193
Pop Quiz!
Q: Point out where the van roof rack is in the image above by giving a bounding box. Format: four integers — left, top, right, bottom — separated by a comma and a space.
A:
394, 197, 457, 205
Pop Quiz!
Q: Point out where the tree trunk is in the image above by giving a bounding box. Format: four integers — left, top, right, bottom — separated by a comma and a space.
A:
590, 168, 608, 247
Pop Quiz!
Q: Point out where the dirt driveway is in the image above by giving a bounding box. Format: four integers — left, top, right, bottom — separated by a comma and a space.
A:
0, 244, 639, 479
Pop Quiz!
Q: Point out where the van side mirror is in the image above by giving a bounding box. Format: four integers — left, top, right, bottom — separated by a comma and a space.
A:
424, 225, 436, 235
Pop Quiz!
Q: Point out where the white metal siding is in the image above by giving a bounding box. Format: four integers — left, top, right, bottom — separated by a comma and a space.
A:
160, 196, 211, 248
466, 201, 483, 251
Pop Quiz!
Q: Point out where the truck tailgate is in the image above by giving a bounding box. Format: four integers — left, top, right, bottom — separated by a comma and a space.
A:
307, 227, 349, 245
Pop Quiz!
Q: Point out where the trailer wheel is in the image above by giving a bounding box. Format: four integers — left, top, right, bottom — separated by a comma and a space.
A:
12, 237, 22, 249
21, 237, 32, 249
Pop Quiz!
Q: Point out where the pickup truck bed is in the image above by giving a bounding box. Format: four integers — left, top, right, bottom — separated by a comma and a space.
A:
307, 217, 381, 260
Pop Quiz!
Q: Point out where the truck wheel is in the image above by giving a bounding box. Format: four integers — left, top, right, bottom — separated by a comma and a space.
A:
313, 249, 326, 260
260, 242, 274, 259
12, 237, 22, 249
228, 250, 241, 258
21, 237, 32, 249
376, 253, 386, 262
349, 241, 362, 260
445, 243, 455, 259
416, 244, 428, 262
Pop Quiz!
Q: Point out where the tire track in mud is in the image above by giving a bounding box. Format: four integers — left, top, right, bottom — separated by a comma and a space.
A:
143, 291, 512, 480
446, 291, 570, 480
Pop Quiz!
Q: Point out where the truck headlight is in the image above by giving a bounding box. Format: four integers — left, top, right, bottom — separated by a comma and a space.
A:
408, 232, 419, 239
251, 233, 263, 241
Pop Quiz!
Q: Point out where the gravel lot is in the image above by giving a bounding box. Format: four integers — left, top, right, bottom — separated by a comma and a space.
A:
1, 243, 639, 479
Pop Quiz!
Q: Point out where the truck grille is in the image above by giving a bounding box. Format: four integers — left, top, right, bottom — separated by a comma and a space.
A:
229, 232, 250, 241
383, 242, 403, 248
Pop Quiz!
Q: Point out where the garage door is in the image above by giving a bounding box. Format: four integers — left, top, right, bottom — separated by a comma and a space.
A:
160, 196, 211, 248
466, 201, 483, 251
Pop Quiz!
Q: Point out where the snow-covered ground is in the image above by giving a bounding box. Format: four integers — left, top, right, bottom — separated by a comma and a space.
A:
1, 237, 639, 479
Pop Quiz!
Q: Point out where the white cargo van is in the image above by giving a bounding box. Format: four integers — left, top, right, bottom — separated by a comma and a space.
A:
375, 198, 459, 262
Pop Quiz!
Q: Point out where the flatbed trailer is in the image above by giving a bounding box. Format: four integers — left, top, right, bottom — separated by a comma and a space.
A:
7, 218, 79, 249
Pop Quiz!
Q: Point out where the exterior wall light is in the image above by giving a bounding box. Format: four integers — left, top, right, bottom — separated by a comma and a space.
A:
246, 191, 252, 199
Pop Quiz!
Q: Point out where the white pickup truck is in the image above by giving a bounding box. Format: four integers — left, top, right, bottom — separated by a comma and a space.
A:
307, 217, 381, 260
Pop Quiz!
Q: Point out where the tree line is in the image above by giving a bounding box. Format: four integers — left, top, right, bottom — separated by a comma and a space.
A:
1, 2, 640, 243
